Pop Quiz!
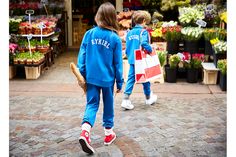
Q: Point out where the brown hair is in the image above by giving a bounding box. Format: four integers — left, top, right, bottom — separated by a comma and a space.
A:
95, 2, 119, 32
132, 10, 151, 25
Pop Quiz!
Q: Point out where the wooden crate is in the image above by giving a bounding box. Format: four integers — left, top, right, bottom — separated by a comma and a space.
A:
9, 65, 16, 79
25, 65, 41, 79
202, 63, 219, 84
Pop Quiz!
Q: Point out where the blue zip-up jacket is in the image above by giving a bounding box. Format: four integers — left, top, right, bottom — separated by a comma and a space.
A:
77, 26, 124, 90
125, 25, 152, 64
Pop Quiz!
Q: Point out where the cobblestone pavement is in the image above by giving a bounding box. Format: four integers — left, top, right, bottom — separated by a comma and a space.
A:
9, 51, 226, 157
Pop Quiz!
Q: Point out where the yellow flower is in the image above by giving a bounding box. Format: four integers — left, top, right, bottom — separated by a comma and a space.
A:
210, 38, 219, 45
220, 12, 227, 23
151, 28, 162, 38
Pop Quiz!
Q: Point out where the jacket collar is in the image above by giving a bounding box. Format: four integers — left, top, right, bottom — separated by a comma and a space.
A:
133, 25, 144, 29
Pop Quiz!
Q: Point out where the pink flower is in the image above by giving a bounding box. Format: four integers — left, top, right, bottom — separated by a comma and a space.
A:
9, 43, 18, 54
182, 52, 191, 61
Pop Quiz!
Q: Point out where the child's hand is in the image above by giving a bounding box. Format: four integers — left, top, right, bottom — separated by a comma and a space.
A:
114, 89, 122, 97
116, 89, 122, 93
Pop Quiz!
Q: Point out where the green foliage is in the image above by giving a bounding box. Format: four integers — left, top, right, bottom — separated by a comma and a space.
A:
217, 59, 227, 75
157, 51, 167, 67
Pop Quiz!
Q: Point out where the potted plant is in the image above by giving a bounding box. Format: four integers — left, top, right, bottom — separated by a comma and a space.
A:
182, 52, 204, 83
161, 21, 182, 54
217, 59, 227, 91
165, 54, 181, 83
211, 39, 227, 67
37, 39, 50, 53
181, 27, 203, 54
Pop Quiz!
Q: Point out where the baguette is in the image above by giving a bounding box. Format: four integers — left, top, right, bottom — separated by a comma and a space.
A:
70, 62, 86, 94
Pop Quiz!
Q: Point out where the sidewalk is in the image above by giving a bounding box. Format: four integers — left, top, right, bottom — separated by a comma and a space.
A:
9, 51, 226, 157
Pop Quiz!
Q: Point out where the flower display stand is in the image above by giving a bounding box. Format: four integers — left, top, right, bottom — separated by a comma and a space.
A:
9, 65, 16, 79
202, 62, 219, 84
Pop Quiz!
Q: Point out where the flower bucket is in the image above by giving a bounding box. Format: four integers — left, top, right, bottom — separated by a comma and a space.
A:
184, 40, 199, 54
219, 72, 227, 91
213, 50, 227, 67
165, 65, 177, 83
204, 40, 213, 55
167, 41, 179, 54
186, 68, 199, 83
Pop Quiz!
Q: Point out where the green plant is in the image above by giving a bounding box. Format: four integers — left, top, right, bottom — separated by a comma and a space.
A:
217, 59, 227, 75
157, 51, 167, 67
169, 54, 181, 68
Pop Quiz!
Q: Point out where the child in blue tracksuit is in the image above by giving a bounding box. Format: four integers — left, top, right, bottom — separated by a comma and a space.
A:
77, 2, 123, 154
121, 10, 157, 110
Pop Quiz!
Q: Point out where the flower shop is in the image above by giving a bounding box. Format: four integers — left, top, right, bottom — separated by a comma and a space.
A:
9, 0, 67, 79
119, 0, 227, 91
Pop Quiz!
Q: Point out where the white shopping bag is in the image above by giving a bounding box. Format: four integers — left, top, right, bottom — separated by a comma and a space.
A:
135, 49, 162, 83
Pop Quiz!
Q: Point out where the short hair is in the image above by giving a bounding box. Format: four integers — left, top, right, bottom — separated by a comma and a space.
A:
132, 10, 151, 25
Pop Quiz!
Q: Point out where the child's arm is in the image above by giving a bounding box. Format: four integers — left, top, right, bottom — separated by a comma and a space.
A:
140, 30, 152, 53
77, 32, 89, 78
113, 38, 124, 91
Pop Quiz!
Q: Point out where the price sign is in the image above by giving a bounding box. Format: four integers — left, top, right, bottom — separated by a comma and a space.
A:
38, 22, 46, 43
25, 10, 34, 24
27, 34, 33, 56
196, 19, 207, 28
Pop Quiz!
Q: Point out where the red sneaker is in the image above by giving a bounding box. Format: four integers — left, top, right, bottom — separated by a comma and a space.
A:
104, 132, 116, 145
79, 130, 94, 154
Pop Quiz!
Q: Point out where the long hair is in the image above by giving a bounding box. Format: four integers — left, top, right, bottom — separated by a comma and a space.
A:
95, 2, 119, 32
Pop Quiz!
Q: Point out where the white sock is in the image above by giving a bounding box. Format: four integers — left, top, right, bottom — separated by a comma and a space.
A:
82, 123, 91, 132
104, 128, 114, 136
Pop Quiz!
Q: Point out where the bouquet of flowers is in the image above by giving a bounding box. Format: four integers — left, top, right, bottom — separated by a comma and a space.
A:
180, 52, 204, 69
9, 43, 18, 64
169, 54, 181, 68
181, 27, 203, 41
219, 11, 227, 23
151, 27, 164, 41
9, 18, 22, 33
161, 21, 182, 41
178, 5, 205, 26
157, 51, 167, 67
212, 40, 227, 54
203, 28, 226, 41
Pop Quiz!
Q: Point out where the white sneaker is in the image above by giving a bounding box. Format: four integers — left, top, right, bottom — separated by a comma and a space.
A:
121, 99, 134, 110
145, 92, 157, 105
